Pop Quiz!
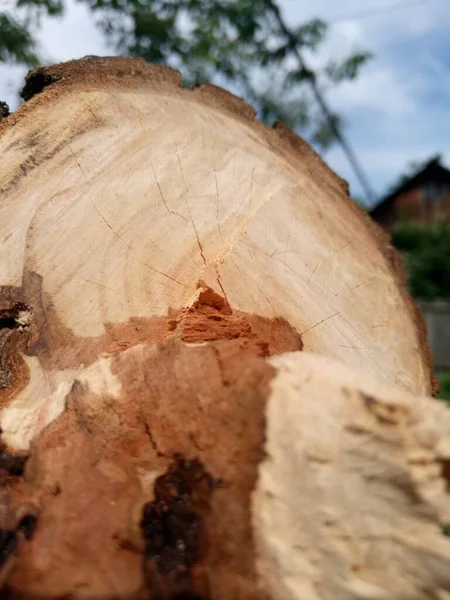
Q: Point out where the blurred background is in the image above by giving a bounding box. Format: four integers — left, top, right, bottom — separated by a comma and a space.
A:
1, 0, 449, 393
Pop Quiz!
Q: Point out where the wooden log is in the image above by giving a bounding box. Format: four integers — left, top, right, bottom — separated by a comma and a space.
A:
0, 57, 443, 599
255, 352, 450, 600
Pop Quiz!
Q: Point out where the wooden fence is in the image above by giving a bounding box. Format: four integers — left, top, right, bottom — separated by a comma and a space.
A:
419, 301, 450, 373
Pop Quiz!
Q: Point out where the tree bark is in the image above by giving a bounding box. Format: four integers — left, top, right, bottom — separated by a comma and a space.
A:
0, 57, 445, 599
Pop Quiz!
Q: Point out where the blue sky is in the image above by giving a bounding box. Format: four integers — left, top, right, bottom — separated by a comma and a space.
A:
1, 0, 449, 207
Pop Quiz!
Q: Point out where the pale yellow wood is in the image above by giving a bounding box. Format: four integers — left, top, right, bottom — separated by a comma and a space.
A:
254, 351, 450, 600
0, 60, 431, 444
0, 57, 438, 598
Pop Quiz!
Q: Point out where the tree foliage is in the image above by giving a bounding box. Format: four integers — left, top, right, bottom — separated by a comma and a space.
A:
391, 219, 450, 301
0, 12, 39, 66
0, 0, 63, 66
439, 374, 450, 403
1, 0, 372, 148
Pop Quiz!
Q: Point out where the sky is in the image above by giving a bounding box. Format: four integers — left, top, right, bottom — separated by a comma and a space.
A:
0, 0, 449, 206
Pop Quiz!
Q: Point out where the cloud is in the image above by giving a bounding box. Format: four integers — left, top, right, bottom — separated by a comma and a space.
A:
0, 64, 27, 108
277, 0, 450, 202
0, 0, 109, 108
38, 1, 109, 62
329, 62, 422, 117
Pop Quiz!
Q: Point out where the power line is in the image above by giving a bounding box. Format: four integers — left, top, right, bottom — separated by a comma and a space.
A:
266, 0, 377, 206
330, 0, 427, 24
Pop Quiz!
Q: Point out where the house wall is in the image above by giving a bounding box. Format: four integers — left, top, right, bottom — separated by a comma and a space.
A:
370, 170, 450, 230
395, 187, 424, 221
392, 183, 450, 226
435, 191, 450, 219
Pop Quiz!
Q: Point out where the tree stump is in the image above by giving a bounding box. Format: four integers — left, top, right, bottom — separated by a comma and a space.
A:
0, 57, 447, 600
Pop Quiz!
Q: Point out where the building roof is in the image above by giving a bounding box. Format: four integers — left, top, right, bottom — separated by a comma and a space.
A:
369, 156, 450, 219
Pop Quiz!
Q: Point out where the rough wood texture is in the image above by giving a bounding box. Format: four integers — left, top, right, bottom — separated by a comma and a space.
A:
0, 57, 443, 598
255, 352, 450, 600
7, 337, 273, 599
2, 288, 302, 599
0, 56, 432, 409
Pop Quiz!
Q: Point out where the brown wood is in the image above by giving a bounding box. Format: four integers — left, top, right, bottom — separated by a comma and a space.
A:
0, 57, 444, 599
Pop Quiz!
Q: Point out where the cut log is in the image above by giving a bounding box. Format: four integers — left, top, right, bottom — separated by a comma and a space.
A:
0, 57, 444, 599
256, 352, 450, 600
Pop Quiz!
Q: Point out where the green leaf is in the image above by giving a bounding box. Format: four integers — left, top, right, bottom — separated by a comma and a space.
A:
325, 51, 373, 83
311, 113, 342, 149
291, 18, 327, 51
391, 219, 450, 300
438, 374, 450, 403
0, 13, 39, 66
17, 0, 64, 17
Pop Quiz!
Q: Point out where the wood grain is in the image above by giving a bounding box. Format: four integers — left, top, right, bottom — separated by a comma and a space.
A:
0, 57, 441, 599
0, 58, 431, 437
